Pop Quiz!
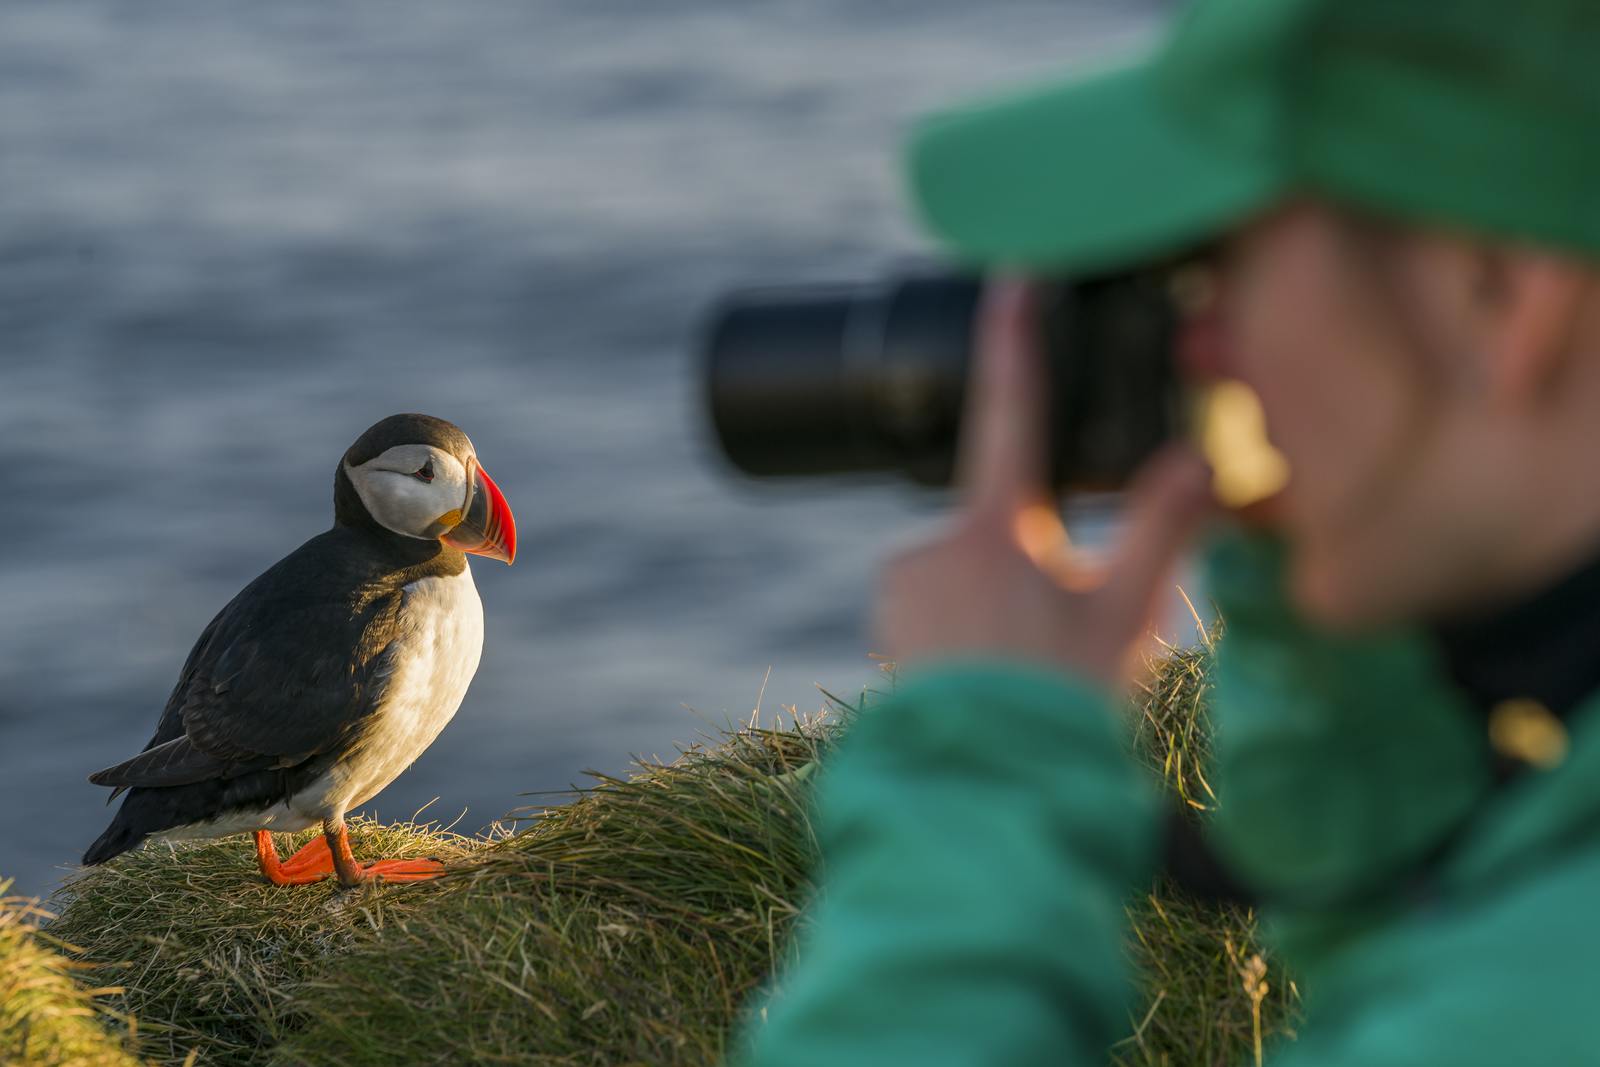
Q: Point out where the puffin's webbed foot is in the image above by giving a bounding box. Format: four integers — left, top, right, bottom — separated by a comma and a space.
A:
255, 830, 334, 886
324, 820, 447, 887
359, 857, 448, 882
255, 829, 446, 886
281, 835, 334, 875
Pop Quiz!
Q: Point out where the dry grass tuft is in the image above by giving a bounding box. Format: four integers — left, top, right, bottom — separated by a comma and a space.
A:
1132, 633, 1221, 815
1116, 885, 1299, 1067
0, 885, 141, 1066
1118, 623, 1302, 1066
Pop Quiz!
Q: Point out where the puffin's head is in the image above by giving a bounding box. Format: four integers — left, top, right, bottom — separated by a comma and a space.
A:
336, 413, 516, 564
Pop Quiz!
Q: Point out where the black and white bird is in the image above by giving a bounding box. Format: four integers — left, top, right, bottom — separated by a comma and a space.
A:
83, 413, 517, 887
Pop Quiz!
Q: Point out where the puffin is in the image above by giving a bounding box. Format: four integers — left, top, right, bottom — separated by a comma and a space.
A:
82, 413, 516, 887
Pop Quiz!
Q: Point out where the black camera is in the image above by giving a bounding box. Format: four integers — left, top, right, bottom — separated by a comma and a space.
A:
701, 267, 1183, 491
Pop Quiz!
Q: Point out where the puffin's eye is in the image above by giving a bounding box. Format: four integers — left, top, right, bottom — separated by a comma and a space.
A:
412, 459, 435, 483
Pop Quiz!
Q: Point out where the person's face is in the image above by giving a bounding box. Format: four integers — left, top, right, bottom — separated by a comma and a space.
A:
1201, 200, 1573, 627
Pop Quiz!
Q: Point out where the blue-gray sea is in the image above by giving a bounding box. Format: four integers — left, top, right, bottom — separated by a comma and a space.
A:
0, 1, 1172, 898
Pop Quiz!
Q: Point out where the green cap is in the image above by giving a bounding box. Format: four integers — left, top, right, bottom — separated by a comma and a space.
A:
908, 0, 1600, 272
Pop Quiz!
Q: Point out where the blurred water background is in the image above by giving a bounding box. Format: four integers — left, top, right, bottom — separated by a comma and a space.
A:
0, 1, 1173, 897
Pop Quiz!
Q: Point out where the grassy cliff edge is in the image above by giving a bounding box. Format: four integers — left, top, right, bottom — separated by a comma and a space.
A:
17, 641, 1298, 1066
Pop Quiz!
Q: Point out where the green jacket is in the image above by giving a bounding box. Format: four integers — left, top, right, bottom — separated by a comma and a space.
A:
737, 528, 1600, 1064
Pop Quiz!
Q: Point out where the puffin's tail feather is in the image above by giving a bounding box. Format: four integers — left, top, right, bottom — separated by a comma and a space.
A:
82, 811, 147, 866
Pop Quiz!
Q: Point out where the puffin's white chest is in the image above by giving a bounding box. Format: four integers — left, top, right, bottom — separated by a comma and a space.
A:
331, 565, 484, 810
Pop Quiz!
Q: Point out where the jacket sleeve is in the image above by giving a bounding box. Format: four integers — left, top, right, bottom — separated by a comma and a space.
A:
734, 662, 1160, 1067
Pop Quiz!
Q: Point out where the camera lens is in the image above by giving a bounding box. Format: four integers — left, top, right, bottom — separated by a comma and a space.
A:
702, 269, 1179, 490
704, 274, 979, 486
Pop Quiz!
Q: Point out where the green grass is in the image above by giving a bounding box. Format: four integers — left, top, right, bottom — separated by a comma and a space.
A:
30, 642, 1299, 1066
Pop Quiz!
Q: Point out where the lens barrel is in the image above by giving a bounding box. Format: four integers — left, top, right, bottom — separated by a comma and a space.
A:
703, 269, 1179, 491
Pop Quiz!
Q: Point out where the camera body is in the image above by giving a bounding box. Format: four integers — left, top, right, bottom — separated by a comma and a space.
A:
703, 268, 1181, 491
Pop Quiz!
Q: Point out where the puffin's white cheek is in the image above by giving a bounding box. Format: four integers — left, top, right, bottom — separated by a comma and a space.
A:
345, 448, 470, 541
382, 489, 425, 536
347, 469, 449, 540
379, 483, 460, 538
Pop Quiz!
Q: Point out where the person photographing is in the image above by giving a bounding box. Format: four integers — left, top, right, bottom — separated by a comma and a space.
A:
737, 0, 1600, 1062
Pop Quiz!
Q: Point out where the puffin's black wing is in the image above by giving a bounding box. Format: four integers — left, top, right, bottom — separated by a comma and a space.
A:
90, 529, 412, 793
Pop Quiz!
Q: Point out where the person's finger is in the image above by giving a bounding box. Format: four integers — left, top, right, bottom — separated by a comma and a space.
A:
1095, 444, 1215, 635
957, 276, 1051, 519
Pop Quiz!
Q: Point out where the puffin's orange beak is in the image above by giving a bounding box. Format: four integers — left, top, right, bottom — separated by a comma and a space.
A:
443, 462, 517, 564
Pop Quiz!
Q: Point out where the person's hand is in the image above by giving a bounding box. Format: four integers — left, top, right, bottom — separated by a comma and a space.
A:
873, 277, 1216, 687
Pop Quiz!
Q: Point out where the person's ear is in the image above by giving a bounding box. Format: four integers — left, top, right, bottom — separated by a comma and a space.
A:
1484, 249, 1587, 409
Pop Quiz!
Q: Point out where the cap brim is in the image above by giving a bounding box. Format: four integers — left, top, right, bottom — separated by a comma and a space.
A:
907, 58, 1283, 273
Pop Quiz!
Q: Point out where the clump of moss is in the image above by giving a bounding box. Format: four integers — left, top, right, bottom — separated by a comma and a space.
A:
0, 886, 141, 1066
44, 644, 1299, 1066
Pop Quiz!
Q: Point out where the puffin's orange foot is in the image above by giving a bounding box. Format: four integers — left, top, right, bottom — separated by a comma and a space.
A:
317, 823, 446, 887
359, 857, 447, 883
255, 830, 333, 886
264, 865, 333, 886
280, 835, 334, 875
